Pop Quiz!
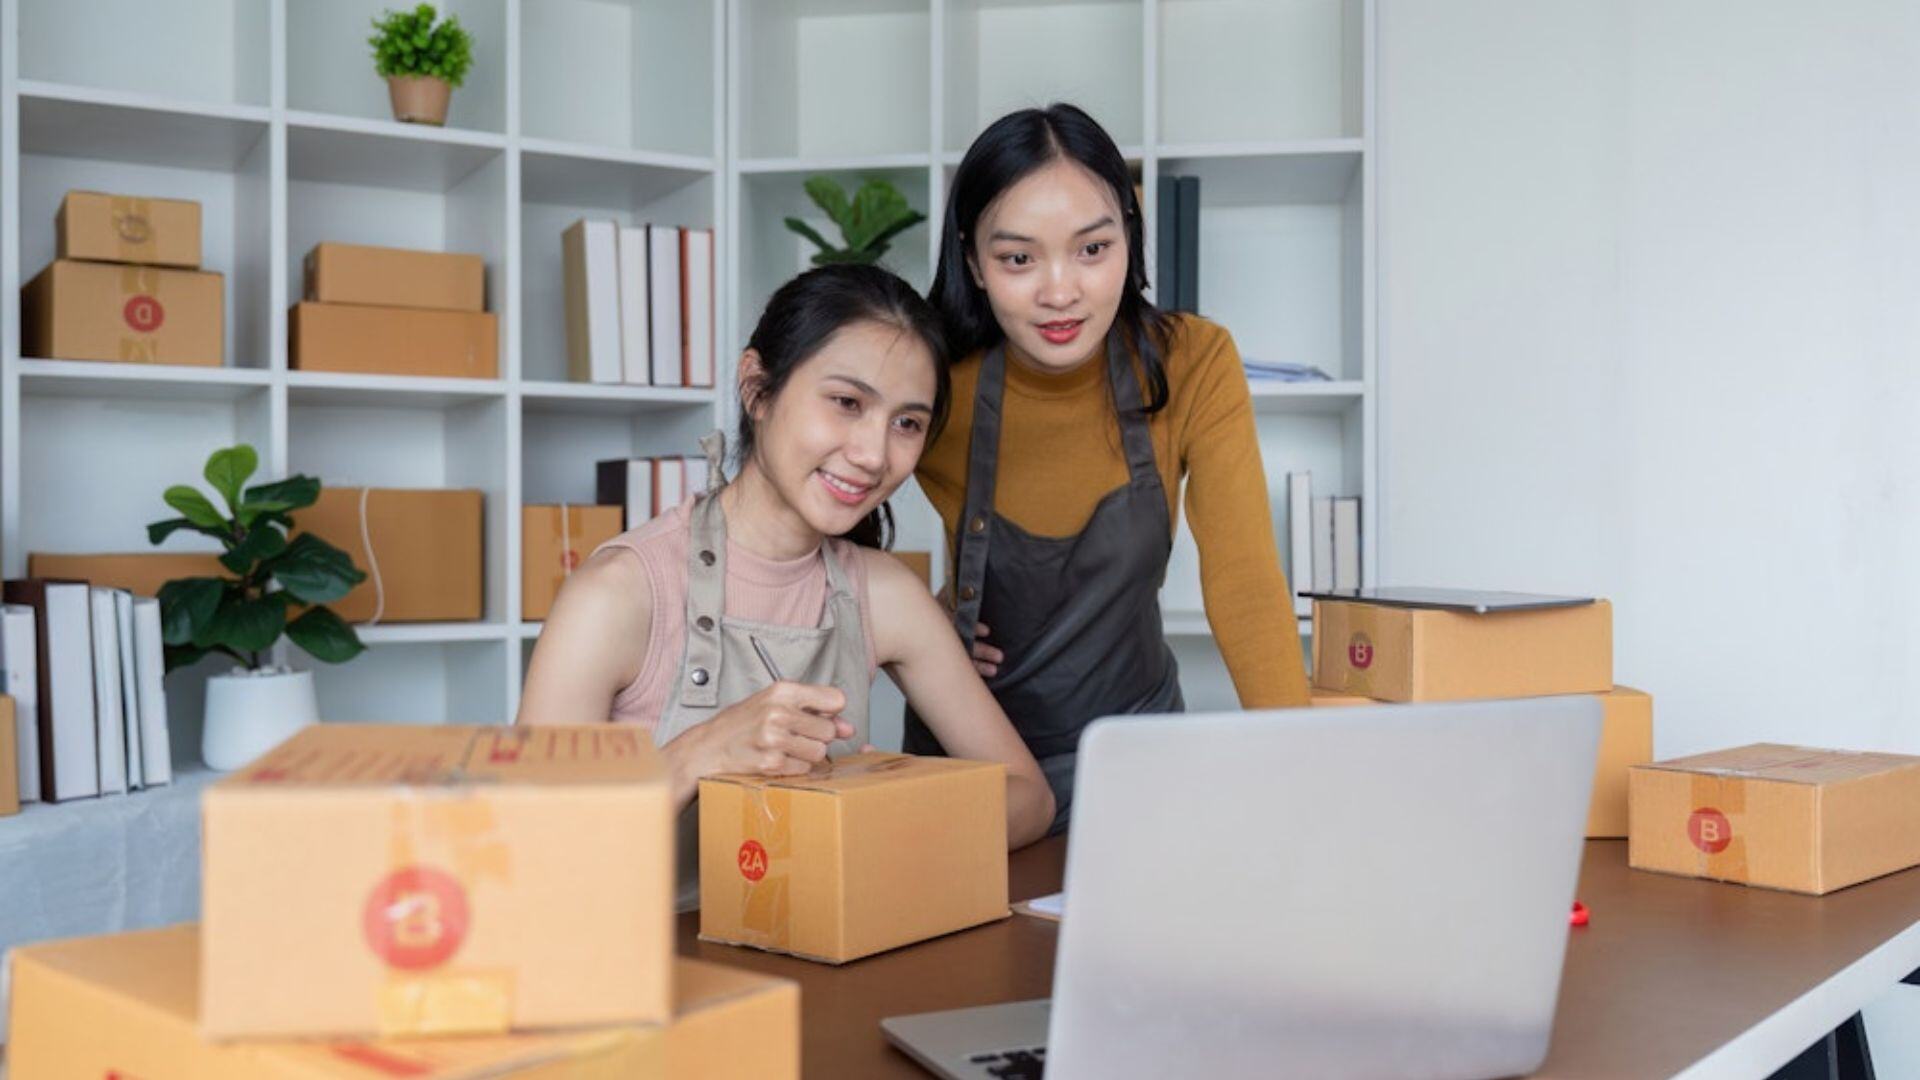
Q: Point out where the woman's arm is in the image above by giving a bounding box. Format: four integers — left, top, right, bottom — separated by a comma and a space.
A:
864, 550, 1056, 847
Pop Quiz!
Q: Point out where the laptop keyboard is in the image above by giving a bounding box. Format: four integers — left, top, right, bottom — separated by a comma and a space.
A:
968, 1045, 1045, 1078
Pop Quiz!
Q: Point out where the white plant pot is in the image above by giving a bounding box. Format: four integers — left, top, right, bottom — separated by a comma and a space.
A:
202, 668, 319, 771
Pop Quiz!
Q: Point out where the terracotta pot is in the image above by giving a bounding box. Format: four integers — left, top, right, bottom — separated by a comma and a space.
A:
387, 74, 452, 126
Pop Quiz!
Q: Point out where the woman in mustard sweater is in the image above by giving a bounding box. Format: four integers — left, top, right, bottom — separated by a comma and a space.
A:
907, 103, 1311, 832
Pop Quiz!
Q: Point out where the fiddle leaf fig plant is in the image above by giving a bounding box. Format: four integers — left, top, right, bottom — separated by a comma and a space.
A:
783, 175, 927, 266
148, 445, 367, 674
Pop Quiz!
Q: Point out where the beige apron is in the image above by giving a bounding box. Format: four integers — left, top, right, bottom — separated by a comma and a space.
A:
652, 432, 872, 910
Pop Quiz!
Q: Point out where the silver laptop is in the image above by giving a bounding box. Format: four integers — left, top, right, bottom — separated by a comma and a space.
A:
883, 697, 1601, 1079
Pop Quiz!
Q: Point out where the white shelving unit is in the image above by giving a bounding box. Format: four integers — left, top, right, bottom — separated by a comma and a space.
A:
0, 0, 726, 731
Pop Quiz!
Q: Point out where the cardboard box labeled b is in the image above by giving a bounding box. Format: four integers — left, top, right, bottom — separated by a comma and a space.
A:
292, 487, 484, 623
28, 551, 226, 597
201, 724, 674, 1038
291, 301, 499, 380
1311, 598, 1612, 702
521, 504, 623, 620
1629, 744, 1920, 895
700, 751, 1009, 963
306, 243, 485, 312
22, 260, 224, 366
10, 925, 798, 1079
57, 190, 203, 268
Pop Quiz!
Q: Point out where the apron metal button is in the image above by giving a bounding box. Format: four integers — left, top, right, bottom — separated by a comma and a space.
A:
699, 549, 716, 566
969, 517, 987, 534
690, 667, 710, 686
959, 585, 977, 601
696, 615, 714, 632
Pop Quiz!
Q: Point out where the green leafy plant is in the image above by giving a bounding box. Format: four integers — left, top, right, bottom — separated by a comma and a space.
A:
148, 446, 367, 674
783, 176, 927, 266
368, 3, 474, 87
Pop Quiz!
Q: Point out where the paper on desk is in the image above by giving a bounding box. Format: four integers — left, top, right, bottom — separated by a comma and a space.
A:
1013, 891, 1064, 922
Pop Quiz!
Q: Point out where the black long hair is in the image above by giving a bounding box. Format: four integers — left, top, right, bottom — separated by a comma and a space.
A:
930, 102, 1174, 414
736, 263, 951, 549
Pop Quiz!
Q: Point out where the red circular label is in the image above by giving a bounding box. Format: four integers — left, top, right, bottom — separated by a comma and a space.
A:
362, 866, 470, 970
1348, 632, 1375, 670
738, 839, 769, 882
123, 295, 164, 333
1688, 808, 1733, 854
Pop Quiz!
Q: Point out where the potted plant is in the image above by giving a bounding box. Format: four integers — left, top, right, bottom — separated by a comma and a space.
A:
368, 3, 474, 127
783, 176, 927, 266
149, 445, 367, 769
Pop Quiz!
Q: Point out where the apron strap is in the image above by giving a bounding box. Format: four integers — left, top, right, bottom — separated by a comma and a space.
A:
697, 429, 728, 495
678, 486, 728, 708
1107, 329, 1163, 490
950, 345, 1006, 648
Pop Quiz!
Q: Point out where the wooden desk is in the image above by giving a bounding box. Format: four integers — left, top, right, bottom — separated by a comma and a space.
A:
676, 839, 1920, 1079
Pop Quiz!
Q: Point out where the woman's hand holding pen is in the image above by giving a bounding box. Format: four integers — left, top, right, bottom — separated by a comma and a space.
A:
698, 681, 853, 777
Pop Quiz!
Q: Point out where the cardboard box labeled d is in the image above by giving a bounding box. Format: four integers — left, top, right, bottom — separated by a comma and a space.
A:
291, 301, 498, 379
57, 190, 202, 268
28, 551, 226, 597
22, 260, 224, 366
1312, 597, 1612, 702
306, 243, 485, 312
521, 504, 623, 620
201, 724, 674, 1038
1629, 744, 1920, 895
292, 487, 483, 623
700, 751, 1009, 964
10, 925, 798, 1079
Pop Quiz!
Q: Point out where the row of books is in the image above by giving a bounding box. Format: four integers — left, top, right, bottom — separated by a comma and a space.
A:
595, 456, 713, 530
1156, 175, 1202, 313
563, 220, 716, 388
1, 581, 172, 804
1286, 473, 1362, 617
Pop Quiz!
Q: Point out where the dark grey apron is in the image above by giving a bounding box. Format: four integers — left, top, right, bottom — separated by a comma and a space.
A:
904, 329, 1183, 835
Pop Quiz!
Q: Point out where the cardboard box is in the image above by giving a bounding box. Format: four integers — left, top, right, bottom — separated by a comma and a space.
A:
1309, 688, 1373, 707
10, 925, 799, 1079
292, 487, 484, 623
521, 505, 624, 620
0, 695, 18, 816
201, 723, 674, 1038
306, 243, 486, 312
1311, 597, 1612, 702
893, 549, 932, 587
28, 551, 227, 597
291, 301, 499, 380
57, 190, 202, 268
22, 259, 224, 366
1628, 744, 1920, 895
699, 751, 1009, 964
1586, 686, 1653, 839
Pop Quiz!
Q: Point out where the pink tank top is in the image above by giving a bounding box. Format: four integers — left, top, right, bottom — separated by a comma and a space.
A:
598, 499, 881, 731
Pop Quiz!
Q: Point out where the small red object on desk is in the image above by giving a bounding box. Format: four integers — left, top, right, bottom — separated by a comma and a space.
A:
1570, 900, 1590, 927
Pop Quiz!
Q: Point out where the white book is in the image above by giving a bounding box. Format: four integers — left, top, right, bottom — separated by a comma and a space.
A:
648, 226, 684, 387
113, 589, 143, 790
89, 588, 128, 796
562, 218, 622, 384
654, 457, 686, 516
625, 460, 653, 528
1, 604, 42, 802
1333, 497, 1362, 592
615, 224, 652, 385
22, 582, 98, 801
685, 457, 711, 499
132, 598, 172, 786
1311, 497, 1335, 593
1288, 471, 1313, 618
683, 227, 715, 388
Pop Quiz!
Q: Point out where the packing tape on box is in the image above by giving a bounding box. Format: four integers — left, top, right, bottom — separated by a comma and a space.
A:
116, 265, 164, 363
1689, 773, 1750, 885
110, 196, 158, 260
737, 786, 795, 950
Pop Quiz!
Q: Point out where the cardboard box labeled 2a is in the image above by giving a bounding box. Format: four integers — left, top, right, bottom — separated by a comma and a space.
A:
9, 925, 798, 1079
700, 751, 1009, 963
521, 504, 623, 620
291, 301, 498, 379
292, 487, 484, 623
58, 190, 203, 268
306, 243, 486, 312
22, 260, 224, 366
201, 724, 674, 1038
1629, 744, 1920, 895
1311, 598, 1612, 702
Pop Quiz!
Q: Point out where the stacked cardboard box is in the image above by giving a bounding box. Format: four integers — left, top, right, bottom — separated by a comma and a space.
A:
290, 487, 486, 623
21, 191, 225, 366
291, 243, 498, 379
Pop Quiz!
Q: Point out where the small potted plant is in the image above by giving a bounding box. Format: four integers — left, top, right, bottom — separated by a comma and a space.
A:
368, 3, 474, 127
149, 445, 367, 769
783, 176, 927, 267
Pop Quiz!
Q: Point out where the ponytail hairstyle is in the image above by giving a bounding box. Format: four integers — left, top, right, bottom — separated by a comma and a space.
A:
735, 263, 952, 548
929, 102, 1175, 414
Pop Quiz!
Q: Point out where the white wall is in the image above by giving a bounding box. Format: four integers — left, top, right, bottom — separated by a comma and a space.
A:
1378, 1, 1920, 757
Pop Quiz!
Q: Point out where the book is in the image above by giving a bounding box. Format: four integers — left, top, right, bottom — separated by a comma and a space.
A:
596, 458, 654, 530
685, 456, 711, 499
682, 227, 716, 388
90, 588, 128, 796
562, 219, 622, 384
3, 580, 97, 802
1311, 498, 1335, 594
131, 598, 172, 786
1, 604, 42, 802
114, 589, 143, 790
1176, 175, 1201, 314
1333, 497, 1362, 592
1157, 179, 1181, 312
1288, 472, 1313, 618
654, 457, 686, 516
615, 224, 652, 386
649, 226, 684, 387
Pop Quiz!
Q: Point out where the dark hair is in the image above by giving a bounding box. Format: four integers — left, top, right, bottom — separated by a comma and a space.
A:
736, 263, 951, 549
930, 102, 1174, 414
